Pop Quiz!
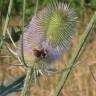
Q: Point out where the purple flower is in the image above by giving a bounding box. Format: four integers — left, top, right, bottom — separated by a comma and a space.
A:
17, 2, 77, 74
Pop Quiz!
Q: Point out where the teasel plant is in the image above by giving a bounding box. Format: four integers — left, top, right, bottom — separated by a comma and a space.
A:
19, 0, 78, 96
0, 0, 96, 96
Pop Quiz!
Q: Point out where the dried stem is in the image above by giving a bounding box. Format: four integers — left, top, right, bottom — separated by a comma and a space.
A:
2, 0, 13, 36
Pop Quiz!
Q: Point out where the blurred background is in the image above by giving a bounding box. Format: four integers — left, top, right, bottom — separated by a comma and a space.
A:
0, 0, 96, 96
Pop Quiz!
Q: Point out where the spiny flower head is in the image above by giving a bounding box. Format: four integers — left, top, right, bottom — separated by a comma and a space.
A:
17, 2, 77, 74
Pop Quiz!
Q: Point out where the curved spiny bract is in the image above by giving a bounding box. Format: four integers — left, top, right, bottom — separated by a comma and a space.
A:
17, 2, 77, 71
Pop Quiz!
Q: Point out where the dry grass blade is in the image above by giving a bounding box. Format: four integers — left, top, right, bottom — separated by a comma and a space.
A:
2, 0, 13, 36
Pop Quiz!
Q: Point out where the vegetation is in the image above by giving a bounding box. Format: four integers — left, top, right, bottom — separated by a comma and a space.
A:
0, 0, 96, 96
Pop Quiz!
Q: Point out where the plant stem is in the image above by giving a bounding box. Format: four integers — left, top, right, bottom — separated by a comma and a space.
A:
21, 0, 33, 96
21, 0, 27, 66
21, 68, 33, 96
34, 0, 39, 16
54, 12, 96, 96
2, 0, 13, 36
